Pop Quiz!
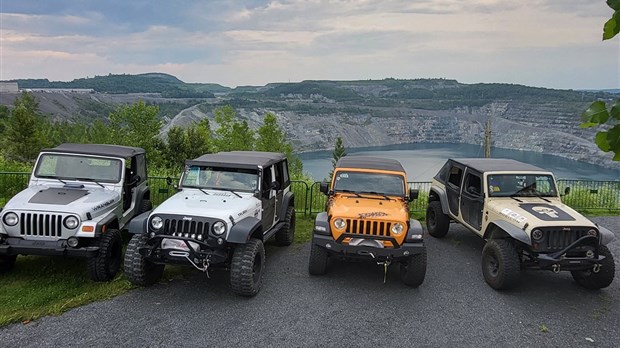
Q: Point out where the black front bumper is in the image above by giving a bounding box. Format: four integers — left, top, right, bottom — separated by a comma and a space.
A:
530, 235, 608, 271
0, 237, 99, 257
312, 233, 424, 261
139, 235, 229, 266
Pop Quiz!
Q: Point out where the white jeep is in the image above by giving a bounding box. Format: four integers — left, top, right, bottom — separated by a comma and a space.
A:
125, 151, 295, 297
427, 158, 615, 290
0, 144, 151, 281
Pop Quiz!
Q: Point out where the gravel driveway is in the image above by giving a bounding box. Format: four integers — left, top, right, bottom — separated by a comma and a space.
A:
1, 217, 619, 347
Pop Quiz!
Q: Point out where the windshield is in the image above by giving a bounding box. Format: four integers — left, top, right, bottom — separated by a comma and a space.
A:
487, 174, 558, 197
181, 165, 258, 192
34, 153, 122, 183
333, 171, 406, 196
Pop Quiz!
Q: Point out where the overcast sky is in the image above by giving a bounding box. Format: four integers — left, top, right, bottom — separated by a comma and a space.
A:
1, 0, 618, 89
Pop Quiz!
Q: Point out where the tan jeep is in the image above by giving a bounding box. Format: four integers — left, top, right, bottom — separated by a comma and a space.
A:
427, 158, 615, 290
308, 156, 426, 286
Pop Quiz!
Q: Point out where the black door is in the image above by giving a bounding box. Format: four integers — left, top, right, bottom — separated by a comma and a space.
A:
446, 164, 464, 216
460, 172, 483, 230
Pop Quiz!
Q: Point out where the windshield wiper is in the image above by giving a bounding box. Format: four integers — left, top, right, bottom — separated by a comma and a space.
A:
337, 189, 362, 198
361, 191, 391, 200
183, 186, 210, 196
74, 177, 105, 188
209, 187, 242, 198
38, 175, 67, 185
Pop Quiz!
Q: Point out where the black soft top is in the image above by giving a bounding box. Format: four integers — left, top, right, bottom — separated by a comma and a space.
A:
187, 151, 286, 169
450, 158, 548, 173
43, 143, 145, 158
335, 156, 405, 173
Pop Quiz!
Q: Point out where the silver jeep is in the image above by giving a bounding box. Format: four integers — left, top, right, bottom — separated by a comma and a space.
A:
0, 144, 151, 281
427, 158, 615, 290
124, 151, 295, 297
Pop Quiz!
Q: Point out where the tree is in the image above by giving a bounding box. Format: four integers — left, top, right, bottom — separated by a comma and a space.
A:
256, 113, 291, 153
327, 137, 347, 181
580, 1, 620, 160
4, 92, 45, 163
107, 100, 163, 163
185, 118, 214, 159
213, 105, 254, 151
164, 126, 188, 169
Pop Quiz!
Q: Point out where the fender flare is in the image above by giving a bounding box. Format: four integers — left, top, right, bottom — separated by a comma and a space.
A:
278, 191, 295, 219
96, 212, 119, 235
127, 211, 151, 235
597, 225, 615, 245
313, 212, 330, 236
429, 187, 450, 215
405, 219, 424, 242
228, 216, 262, 244
483, 220, 530, 245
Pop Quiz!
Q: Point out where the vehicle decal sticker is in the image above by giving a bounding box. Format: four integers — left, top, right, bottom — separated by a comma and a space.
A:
28, 188, 89, 205
93, 198, 115, 212
358, 211, 388, 219
519, 203, 576, 221
500, 208, 527, 223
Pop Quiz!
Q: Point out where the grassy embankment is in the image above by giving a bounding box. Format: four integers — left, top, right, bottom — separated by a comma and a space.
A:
0, 216, 315, 327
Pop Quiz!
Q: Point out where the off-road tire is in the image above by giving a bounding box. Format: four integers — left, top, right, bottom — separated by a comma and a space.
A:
124, 234, 164, 286
139, 199, 152, 214
308, 241, 329, 275
0, 255, 16, 274
400, 246, 427, 287
571, 245, 615, 290
426, 201, 450, 238
481, 239, 521, 290
275, 205, 295, 246
230, 238, 265, 297
88, 229, 123, 282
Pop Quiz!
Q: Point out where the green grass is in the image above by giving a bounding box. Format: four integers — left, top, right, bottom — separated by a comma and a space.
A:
0, 255, 188, 327
0, 217, 316, 328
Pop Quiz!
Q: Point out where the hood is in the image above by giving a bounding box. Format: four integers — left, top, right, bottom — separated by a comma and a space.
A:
487, 198, 595, 228
3, 185, 120, 217
328, 193, 408, 222
153, 189, 261, 221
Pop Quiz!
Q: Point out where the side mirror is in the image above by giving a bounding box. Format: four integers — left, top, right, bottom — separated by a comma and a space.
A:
320, 182, 329, 195
129, 175, 141, 186
564, 187, 571, 195
166, 176, 179, 190
270, 181, 281, 191
409, 188, 419, 202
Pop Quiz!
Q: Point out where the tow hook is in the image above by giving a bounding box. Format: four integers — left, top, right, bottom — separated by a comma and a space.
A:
552, 264, 561, 273
593, 264, 601, 273
377, 259, 392, 284
184, 255, 211, 278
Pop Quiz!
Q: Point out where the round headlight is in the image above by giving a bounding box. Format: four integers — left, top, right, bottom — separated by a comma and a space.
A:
212, 221, 226, 236
532, 229, 543, 241
333, 218, 346, 230
391, 223, 405, 235
587, 229, 598, 237
63, 216, 79, 229
3, 212, 18, 226
151, 216, 163, 230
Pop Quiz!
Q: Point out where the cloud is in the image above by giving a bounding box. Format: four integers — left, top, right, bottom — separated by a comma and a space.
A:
0, 0, 618, 89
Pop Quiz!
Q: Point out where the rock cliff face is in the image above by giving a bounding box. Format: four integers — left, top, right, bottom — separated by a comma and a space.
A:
4, 78, 619, 171
167, 100, 619, 170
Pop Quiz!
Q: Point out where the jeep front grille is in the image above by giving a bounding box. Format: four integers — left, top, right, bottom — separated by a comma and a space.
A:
163, 219, 210, 237
541, 227, 591, 251
345, 219, 392, 237
20, 213, 63, 237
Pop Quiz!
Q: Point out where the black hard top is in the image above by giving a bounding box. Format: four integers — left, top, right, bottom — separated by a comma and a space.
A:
450, 158, 548, 173
335, 156, 405, 173
43, 143, 145, 158
187, 151, 286, 169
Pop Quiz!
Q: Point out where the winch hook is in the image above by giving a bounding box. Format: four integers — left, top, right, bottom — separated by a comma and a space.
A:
551, 264, 561, 273
593, 264, 601, 273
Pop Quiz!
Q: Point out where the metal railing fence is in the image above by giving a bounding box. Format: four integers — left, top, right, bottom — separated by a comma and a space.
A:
0, 173, 618, 215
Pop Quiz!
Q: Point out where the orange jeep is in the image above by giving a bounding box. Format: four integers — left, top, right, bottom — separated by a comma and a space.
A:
308, 156, 426, 286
